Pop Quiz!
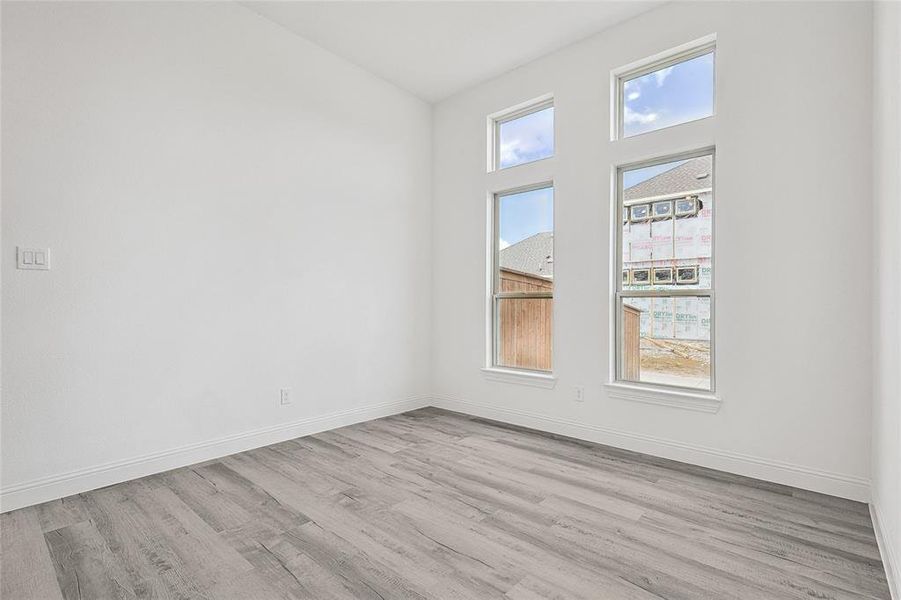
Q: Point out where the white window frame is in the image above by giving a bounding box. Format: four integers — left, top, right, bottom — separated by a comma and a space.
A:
611, 147, 717, 406
487, 182, 555, 376
488, 94, 554, 172
611, 35, 716, 141
483, 94, 557, 387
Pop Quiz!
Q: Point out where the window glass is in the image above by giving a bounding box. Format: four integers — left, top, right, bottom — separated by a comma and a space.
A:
618, 153, 713, 391
498, 106, 554, 169
619, 296, 711, 389
494, 186, 554, 371
498, 187, 554, 256
622, 51, 714, 137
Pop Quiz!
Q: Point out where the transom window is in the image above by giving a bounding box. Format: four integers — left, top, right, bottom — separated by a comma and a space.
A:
615, 41, 715, 138
491, 99, 554, 170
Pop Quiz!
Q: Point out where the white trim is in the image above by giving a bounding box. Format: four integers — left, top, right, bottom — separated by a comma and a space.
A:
430, 394, 870, 502
612, 34, 718, 84
871, 496, 901, 599
0, 396, 430, 513
605, 382, 721, 413
480, 367, 557, 389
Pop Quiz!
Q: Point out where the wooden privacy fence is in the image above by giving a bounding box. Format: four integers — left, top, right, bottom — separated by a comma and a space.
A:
497, 270, 552, 371
496, 270, 641, 376
622, 303, 642, 381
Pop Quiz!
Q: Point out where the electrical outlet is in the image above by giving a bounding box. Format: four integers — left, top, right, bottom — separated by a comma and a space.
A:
573, 385, 585, 402
279, 388, 292, 406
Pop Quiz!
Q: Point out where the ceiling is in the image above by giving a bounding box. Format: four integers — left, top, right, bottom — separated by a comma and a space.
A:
242, 2, 662, 103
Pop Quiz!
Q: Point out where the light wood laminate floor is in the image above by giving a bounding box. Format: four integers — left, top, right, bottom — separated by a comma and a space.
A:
0, 408, 891, 599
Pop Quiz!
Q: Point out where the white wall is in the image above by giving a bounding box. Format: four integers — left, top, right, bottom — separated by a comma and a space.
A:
431, 1, 874, 501
872, 1, 901, 595
1, 1, 432, 511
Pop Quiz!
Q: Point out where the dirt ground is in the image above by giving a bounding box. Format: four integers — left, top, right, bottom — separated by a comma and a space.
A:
640, 338, 710, 377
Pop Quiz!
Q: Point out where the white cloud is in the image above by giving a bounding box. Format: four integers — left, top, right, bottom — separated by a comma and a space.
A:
499, 142, 518, 168
627, 91, 641, 101
654, 66, 675, 87
499, 238, 511, 250
499, 135, 552, 169
623, 106, 658, 125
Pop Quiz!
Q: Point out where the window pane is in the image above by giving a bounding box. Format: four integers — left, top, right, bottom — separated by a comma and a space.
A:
497, 298, 552, 371
620, 296, 710, 390
622, 155, 713, 292
622, 51, 714, 137
495, 185, 554, 372
498, 106, 554, 169
498, 187, 554, 289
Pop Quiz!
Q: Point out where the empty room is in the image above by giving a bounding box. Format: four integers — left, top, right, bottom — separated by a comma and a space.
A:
1, 1, 899, 598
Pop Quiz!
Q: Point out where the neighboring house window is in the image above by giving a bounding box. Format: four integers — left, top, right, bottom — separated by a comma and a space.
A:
491, 98, 554, 170
492, 184, 554, 372
616, 151, 714, 391
615, 41, 715, 138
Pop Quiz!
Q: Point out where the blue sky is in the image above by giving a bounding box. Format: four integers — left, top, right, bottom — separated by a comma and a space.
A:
499, 187, 553, 249
623, 51, 714, 137
498, 107, 554, 169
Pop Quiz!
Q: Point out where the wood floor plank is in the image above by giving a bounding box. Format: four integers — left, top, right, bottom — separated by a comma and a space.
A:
637, 508, 890, 599
0, 507, 65, 600
83, 483, 213, 599
0, 408, 891, 599
44, 520, 135, 600
222, 455, 495, 599
222, 523, 353, 600
35, 496, 91, 534
203, 568, 293, 600
280, 520, 430, 599
152, 467, 254, 533
127, 481, 254, 591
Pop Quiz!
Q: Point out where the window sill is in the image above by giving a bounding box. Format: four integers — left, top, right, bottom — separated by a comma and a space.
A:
604, 382, 721, 413
481, 367, 557, 389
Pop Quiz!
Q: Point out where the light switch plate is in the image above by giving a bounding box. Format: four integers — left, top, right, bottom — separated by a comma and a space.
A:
17, 247, 50, 270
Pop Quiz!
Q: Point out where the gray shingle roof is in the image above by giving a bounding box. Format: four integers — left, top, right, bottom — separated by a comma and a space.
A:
499, 232, 553, 280
624, 155, 712, 201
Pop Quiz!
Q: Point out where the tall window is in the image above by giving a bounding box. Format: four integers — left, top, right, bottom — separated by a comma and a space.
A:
492, 184, 554, 372
486, 96, 555, 376
615, 151, 714, 391
611, 38, 716, 399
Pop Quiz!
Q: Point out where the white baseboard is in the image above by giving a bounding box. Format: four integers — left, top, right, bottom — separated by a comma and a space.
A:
0, 396, 430, 513
431, 394, 871, 502
872, 496, 900, 600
